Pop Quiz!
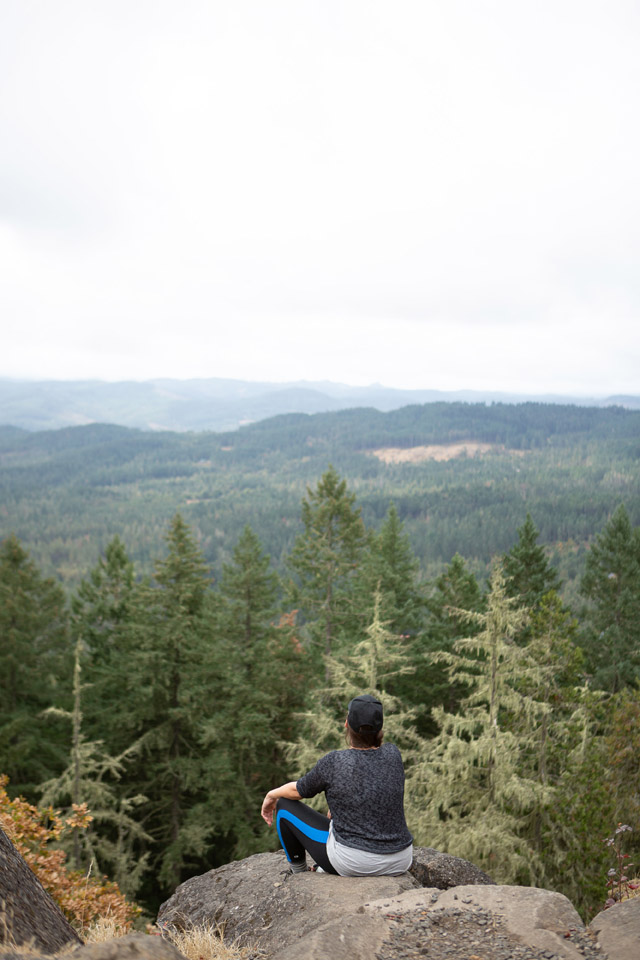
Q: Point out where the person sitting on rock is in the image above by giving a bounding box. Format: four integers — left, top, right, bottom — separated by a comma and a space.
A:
260, 694, 413, 876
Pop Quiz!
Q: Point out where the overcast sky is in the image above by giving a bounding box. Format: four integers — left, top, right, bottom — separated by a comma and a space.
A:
1, 1, 639, 395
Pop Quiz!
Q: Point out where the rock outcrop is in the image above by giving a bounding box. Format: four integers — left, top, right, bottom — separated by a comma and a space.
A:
590, 896, 640, 957
409, 845, 495, 889
2, 830, 638, 960
157, 850, 419, 956
0, 827, 82, 954
68, 934, 184, 960
0, 935, 184, 960
157, 847, 638, 960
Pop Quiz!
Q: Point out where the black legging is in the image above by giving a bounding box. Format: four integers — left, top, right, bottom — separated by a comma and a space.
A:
275, 798, 338, 874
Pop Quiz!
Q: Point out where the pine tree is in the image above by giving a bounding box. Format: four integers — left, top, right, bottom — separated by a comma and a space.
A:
124, 514, 217, 892
284, 591, 423, 806
71, 537, 141, 753
579, 504, 640, 691
503, 514, 561, 639
39, 637, 150, 897
72, 536, 135, 657
287, 466, 367, 664
416, 554, 483, 732
356, 503, 425, 634
543, 687, 614, 916
217, 524, 279, 676
200, 526, 306, 860
510, 591, 587, 883
0, 534, 70, 798
408, 562, 549, 884
522, 592, 584, 785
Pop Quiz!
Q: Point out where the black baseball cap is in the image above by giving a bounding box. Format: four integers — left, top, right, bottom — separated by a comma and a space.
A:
347, 694, 383, 733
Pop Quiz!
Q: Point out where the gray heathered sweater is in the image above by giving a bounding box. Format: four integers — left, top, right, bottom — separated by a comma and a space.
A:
296, 742, 413, 853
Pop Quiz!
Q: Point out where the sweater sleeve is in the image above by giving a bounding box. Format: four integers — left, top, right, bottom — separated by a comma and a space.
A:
296, 753, 332, 799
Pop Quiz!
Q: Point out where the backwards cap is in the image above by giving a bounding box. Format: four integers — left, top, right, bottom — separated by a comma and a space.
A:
347, 694, 383, 733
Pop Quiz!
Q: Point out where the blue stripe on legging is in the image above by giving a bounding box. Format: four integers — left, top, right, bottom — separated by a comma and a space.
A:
276, 809, 329, 861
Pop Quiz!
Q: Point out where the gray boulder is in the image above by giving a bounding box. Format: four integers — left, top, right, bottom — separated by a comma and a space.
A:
157, 851, 418, 957
409, 845, 495, 888
157, 846, 504, 960
364, 884, 590, 960
158, 847, 628, 960
589, 897, 640, 960
0, 827, 82, 954
0, 934, 184, 960
68, 934, 184, 960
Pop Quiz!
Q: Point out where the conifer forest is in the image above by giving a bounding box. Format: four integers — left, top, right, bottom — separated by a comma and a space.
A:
1, 401, 639, 921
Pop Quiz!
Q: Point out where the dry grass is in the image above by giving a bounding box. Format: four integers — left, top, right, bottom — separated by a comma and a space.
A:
0, 937, 79, 958
163, 922, 251, 960
81, 916, 131, 943
0, 925, 250, 960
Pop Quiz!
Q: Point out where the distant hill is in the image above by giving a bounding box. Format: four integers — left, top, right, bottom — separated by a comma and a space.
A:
1, 401, 638, 594
1, 376, 638, 432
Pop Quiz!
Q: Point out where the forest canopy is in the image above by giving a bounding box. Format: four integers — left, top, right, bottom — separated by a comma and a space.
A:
0, 400, 638, 598
1, 402, 640, 920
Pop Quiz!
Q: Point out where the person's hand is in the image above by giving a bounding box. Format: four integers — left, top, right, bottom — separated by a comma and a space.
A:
261, 792, 277, 826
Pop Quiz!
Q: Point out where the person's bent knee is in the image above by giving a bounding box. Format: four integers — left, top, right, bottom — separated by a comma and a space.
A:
275, 796, 303, 815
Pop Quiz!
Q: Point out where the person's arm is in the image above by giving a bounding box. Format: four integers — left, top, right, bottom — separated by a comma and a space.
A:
261, 781, 301, 826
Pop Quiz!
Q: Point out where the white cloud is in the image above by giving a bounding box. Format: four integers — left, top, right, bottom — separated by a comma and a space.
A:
1, 0, 639, 394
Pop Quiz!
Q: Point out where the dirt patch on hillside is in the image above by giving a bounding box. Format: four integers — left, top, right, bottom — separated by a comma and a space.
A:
371, 442, 504, 463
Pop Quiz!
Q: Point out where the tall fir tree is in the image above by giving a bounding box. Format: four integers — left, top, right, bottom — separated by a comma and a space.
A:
509, 590, 587, 887
39, 636, 150, 897
415, 554, 483, 733
124, 514, 217, 893
579, 503, 640, 691
71, 537, 142, 753
287, 465, 367, 666
408, 562, 549, 884
217, 524, 279, 677
503, 513, 562, 611
542, 686, 614, 917
201, 525, 307, 860
0, 534, 70, 798
356, 503, 425, 636
284, 590, 423, 808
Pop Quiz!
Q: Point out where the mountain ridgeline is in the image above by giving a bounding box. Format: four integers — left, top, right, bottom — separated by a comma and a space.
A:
0, 400, 638, 593
1, 375, 639, 432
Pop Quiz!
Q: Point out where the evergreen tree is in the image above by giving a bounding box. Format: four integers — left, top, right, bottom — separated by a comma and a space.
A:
503, 514, 562, 611
521, 592, 584, 784
543, 687, 614, 917
579, 504, 640, 691
125, 514, 217, 892
510, 591, 587, 883
0, 534, 70, 798
217, 524, 279, 675
72, 536, 135, 656
408, 562, 549, 884
414, 554, 483, 733
287, 466, 367, 664
39, 637, 150, 897
603, 688, 640, 876
71, 537, 142, 752
285, 591, 423, 806
356, 503, 425, 635
201, 526, 306, 860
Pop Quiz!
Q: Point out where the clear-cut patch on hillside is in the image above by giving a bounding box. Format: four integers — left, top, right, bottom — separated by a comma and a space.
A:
371, 442, 506, 463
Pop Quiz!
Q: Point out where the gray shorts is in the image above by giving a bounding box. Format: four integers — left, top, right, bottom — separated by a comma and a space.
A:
326, 822, 413, 876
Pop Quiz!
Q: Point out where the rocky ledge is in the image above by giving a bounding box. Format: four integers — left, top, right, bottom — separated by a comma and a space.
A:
2, 826, 638, 960
157, 848, 638, 960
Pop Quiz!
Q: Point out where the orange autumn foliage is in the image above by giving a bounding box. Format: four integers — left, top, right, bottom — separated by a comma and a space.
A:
0, 775, 140, 932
